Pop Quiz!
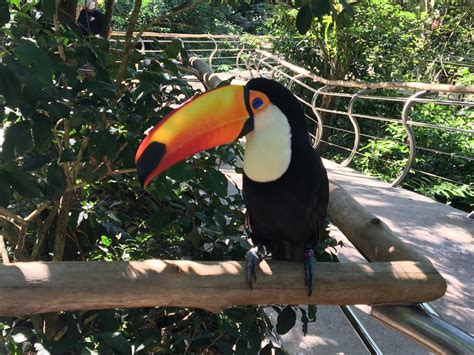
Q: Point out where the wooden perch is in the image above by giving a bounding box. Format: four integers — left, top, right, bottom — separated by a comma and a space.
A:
327, 182, 433, 264
0, 260, 446, 316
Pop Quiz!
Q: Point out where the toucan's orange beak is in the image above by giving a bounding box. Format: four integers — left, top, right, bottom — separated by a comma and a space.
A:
135, 85, 268, 187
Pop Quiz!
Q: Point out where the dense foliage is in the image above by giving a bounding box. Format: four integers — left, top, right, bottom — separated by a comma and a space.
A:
112, 0, 271, 35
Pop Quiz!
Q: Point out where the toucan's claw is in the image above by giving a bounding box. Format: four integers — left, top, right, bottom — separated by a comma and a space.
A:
245, 249, 259, 290
304, 249, 316, 297
245, 247, 264, 290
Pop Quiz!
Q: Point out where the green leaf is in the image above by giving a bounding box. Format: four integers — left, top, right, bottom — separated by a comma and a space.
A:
10, 327, 35, 343
0, 66, 21, 106
148, 210, 174, 233
0, 1, 10, 25
199, 169, 228, 197
13, 42, 53, 85
89, 132, 119, 160
9, 0, 21, 8
216, 76, 236, 88
224, 307, 247, 322
276, 306, 296, 335
40, 0, 55, 20
46, 162, 67, 200
164, 40, 182, 59
310, 0, 331, 18
239, 308, 256, 335
166, 162, 195, 182
60, 149, 77, 163
133, 329, 160, 352
21, 154, 51, 171
4, 164, 40, 197
100, 331, 131, 354
32, 113, 53, 151
21, 0, 39, 12
22, 77, 51, 103
296, 5, 313, 35
0, 170, 12, 207
2, 121, 33, 161
162, 58, 178, 75
84, 81, 116, 98
100, 235, 112, 246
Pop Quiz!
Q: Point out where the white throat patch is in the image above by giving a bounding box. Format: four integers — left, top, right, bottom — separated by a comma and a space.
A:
243, 103, 292, 182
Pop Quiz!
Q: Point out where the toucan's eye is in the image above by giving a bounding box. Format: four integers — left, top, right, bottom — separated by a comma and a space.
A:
252, 97, 264, 110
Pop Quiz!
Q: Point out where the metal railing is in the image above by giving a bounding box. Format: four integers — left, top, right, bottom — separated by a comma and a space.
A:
246, 50, 473, 191
111, 32, 270, 72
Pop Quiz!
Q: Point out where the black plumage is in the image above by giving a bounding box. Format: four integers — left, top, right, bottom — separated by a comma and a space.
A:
243, 78, 329, 264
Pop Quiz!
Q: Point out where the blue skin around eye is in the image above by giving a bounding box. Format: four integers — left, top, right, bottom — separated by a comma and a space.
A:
252, 98, 264, 109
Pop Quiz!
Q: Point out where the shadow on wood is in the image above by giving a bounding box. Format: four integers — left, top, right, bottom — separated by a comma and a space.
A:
0, 260, 446, 316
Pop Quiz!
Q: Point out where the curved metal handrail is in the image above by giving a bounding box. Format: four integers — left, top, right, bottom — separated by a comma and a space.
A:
287, 73, 309, 91
235, 42, 246, 73
391, 91, 429, 187
255, 52, 271, 76
340, 88, 366, 167
310, 86, 331, 149
208, 37, 218, 68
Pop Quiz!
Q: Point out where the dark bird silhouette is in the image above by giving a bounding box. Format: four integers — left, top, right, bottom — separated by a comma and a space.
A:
135, 78, 329, 295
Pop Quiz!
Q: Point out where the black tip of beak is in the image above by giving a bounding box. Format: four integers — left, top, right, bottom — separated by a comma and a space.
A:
136, 142, 167, 188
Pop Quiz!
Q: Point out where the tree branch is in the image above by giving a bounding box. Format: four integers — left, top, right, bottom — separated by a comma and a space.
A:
31, 202, 60, 261
0, 260, 446, 316
0, 218, 19, 246
0, 235, 9, 264
0, 207, 26, 227
54, 0, 66, 61
25, 202, 51, 223
52, 191, 74, 262
103, 0, 115, 38
14, 224, 28, 261
114, 0, 143, 98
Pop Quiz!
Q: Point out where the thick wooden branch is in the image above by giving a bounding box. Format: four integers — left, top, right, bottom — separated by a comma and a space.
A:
0, 260, 446, 316
327, 182, 433, 264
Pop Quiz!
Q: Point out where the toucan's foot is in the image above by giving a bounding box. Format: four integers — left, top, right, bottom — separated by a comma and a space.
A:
245, 246, 264, 290
304, 249, 316, 296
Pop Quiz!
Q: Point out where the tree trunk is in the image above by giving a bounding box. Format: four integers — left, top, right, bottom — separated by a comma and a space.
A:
103, 0, 115, 37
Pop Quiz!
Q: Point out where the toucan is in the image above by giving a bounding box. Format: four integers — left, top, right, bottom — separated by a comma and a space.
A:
135, 78, 329, 295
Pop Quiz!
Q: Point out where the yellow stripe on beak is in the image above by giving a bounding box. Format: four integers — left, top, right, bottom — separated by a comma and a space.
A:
135, 85, 255, 187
